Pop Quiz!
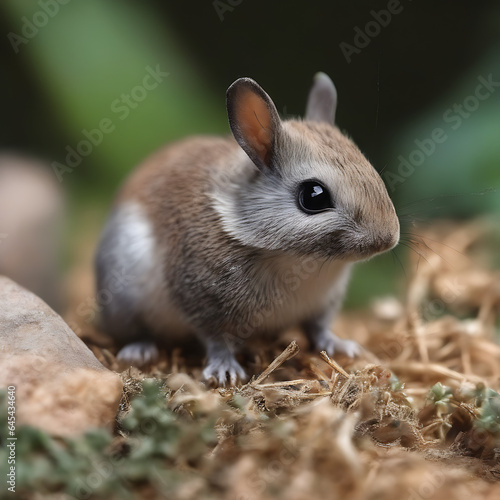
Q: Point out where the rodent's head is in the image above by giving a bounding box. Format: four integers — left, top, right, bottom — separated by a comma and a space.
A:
215, 73, 399, 261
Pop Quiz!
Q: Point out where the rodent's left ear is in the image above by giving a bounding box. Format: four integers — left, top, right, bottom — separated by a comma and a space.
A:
305, 72, 337, 125
226, 78, 281, 172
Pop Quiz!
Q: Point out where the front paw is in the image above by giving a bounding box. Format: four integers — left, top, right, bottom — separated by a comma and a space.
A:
202, 354, 246, 386
313, 331, 362, 358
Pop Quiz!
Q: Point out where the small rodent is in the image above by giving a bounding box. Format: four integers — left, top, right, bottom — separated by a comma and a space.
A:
95, 73, 399, 384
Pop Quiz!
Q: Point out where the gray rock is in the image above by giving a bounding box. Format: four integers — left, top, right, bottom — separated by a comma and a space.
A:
0, 276, 123, 436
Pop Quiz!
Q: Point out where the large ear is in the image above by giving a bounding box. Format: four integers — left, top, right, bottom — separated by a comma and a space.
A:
305, 72, 337, 124
226, 78, 281, 172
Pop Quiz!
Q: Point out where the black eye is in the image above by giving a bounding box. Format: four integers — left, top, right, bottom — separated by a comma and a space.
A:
297, 180, 334, 214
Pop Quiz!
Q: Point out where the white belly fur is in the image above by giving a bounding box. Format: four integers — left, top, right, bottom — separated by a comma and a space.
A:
103, 202, 191, 338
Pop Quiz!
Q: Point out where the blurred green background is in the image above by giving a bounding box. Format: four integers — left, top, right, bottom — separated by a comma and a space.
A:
1, 0, 499, 309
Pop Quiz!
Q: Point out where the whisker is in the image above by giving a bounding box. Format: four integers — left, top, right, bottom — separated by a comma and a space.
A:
395, 188, 497, 219
400, 232, 468, 259
399, 232, 465, 273
396, 205, 445, 217
397, 216, 421, 226
391, 248, 407, 284
378, 161, 390, 175
396, 188, 496, 211
397, 240, 432, 269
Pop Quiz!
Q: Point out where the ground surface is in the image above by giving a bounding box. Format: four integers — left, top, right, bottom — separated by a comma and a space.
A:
10, 218, 500, 499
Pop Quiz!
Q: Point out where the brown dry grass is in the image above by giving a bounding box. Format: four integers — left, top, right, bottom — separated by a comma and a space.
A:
66, 219, 500, 500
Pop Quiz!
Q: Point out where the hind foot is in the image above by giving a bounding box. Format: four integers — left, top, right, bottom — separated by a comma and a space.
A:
312, 329, 362, 357
117, 341, 159, 366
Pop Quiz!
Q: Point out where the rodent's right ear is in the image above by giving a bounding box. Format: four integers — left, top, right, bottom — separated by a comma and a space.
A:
226, 78, 281, 172
305, 72, 337, 125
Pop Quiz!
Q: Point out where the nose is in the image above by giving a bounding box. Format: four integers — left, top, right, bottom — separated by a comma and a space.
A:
382, 231, 399, 251
369, 220, 400, 254
383, 218, 400, 251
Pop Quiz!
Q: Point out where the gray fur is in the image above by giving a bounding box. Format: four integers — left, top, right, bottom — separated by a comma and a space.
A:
94, 74, 400, 385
